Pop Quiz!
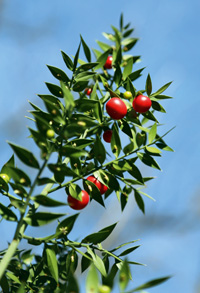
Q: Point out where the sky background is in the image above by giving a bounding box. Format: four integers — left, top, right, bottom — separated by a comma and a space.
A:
0, 0, 200, 292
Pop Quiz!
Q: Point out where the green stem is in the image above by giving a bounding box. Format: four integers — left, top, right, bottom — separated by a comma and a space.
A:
0, 239, 19, 280
0, 159, 48, 280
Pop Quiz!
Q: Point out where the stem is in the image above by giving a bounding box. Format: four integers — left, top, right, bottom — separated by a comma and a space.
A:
0, 159, 48, 280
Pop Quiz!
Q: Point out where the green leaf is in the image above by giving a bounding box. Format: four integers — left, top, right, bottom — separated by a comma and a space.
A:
96, 49, 111, 69
93, 254, 107, 277
129, 276, 171, 292
119, 120, 133, 138
8, 142, 39, 169
6, 272, 21, 284
46, 247, 58, 282
47, 65, 70, 82
7, 166, 31, 186
123, 58, 133, 80
142, 111, 158, 122
148, 123, 157, 144
119, 260, 131, 291
81, 35, 91, 62
61, 51, 74, 70
111, 123, 121, 158
61, 146, 88, 158
45, 82, 63, 98
56, 214, 79, 236
24, 212, 65, 226
122, 38, 138, 51
137, 152, 161, 170
151, 94, 173, 100
93, 135, 106, 164
145, 146, 162, 154
134, 190, 145, 213
86, 264, 99, 293
125, 77, 136, 97
36, 276, 57, 291
118, 245, 140, 257
0, 274, 9, 292
120, 13, 123, 31
81, 253, 92, 273
156, 142, 174, 152
96, 40, 111, 51
66, 274, 79, 292
123, 28, 134, 38
82, 223, 117, 244
94, 170, 120, 191
0, 203, 17, 221
68, 183, 82, 200
128, 68, 145, 82
75, 71, 96, 82
127, 163, 144, 184
32, 195, 66, 207
60, 81, 75, 111
1, 154, 15, 176
151, 82, 172, 96
83, 180, 105, 207
73, 42, 81, 71
145, 74, 152, 95
152, 101, 166, 113
78, 62, 99, 71
139, 190, 156, 201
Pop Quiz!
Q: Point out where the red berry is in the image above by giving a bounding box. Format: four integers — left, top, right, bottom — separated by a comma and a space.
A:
106, 97, 127, 120
103, 130, 112, 143
67, 190, 89, 210
87, 176, 108, 195
132, 95, 152, 113
104, 56, 113, 69
85, 88, 92, 96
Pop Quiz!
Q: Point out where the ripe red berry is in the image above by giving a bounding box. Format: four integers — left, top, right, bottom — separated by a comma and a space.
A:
106, 97, 127, 120
104, 56, 113, 69
85, 88, 92, 96
87, 176, 108, 195
103, 130, 112, 143
132, 95, 152, 113
67, 190, 89, 210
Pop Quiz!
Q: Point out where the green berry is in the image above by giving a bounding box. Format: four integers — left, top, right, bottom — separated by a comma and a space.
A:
123, 91, 133, 99
46, 129, 55, 139
0, 173, 10, 183
98, 285, 111, 293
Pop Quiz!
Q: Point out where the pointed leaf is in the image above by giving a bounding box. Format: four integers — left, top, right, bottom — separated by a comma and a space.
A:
134, 190, 145, 213
93, 135, 106, 164
130, 276, 171, 292
86, 264, 99, 293
82, 223, 117, 244
145, 74, 152, 95
148, 123, 157, 144
24, 212, 65, 226
61, 51, 74, 70
45, 82, 63, 98
46, 247, 58, 282
47, 65, 70, 82
0, 203, 17, 221
8, 142, 39, 169
56, 214, 79, 236
32, 195, 66, 207
123, 58, 133, 80
137, 152, 161, 170
81, 35, 91, 62
111, 123, 121, 158
151, 82, 172, 96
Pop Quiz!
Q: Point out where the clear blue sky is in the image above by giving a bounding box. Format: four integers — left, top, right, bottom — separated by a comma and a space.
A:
0, 0, 200, 292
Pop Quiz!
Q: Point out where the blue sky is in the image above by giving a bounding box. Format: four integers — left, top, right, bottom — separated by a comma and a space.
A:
0, 0, 200, 292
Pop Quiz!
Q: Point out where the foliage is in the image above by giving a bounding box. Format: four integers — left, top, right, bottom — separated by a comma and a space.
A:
0, 14, 173, 292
